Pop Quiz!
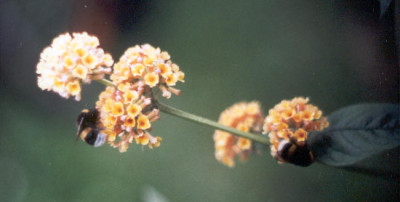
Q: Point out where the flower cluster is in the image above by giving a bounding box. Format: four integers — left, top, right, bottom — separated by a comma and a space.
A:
36, 33, 186, 152
92, 44, 185, 152
36, 32, 113, 100
111, 44, 185, 99
96, 83, 162, 152
214, 102, 264, 167
263, 97, 329, 164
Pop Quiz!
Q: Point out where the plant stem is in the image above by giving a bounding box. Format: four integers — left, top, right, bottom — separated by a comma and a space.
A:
155, 101, 270, 145
96, 78, 116, 87
96, 78, 270, 145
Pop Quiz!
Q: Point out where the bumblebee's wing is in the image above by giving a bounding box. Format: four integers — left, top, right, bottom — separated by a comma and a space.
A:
75, 117, 84, 141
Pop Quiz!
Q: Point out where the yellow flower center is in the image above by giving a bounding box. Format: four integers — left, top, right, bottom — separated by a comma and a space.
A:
83, 54, 97, 68
132, 64, 145, 76
144, 72, 159, 87
124, 90, 139, 103
72, 64, 87, 79
165, 73, 177, 86
74, 47, 87, 58
158, 63, 171, 76
111, 102, 124, 116
237, 138, 252, 150
127, 103, 141, 118
67, 80, 81, 95
135, 135, 150, 145
137, 114, 151, 130
302, 110, 313, 121
124, 116, 136, 127
294, 128, 307, 141
63, 56, 75, 67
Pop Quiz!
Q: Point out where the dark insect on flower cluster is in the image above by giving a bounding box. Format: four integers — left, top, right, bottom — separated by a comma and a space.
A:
76, 108, 106, 147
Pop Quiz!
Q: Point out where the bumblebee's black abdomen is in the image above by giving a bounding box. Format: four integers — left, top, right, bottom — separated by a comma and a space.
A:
287, 145, 313, 167
83, 129, 99, 146
76, 108, 106, 147
278, 141, 314, 167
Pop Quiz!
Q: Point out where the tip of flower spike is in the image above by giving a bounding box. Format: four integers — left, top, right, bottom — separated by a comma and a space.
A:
36, 32, 113, 100
213, 101, 263, 167
263, 97, 329, 166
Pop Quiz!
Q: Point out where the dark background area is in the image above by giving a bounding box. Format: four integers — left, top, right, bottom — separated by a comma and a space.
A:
0, 0, 398, 201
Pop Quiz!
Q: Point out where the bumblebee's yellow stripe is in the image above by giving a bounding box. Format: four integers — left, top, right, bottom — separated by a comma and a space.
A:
80, 127, 92, 141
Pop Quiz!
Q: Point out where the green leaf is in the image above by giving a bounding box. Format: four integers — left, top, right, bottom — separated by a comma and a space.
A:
307, 104, 400, 167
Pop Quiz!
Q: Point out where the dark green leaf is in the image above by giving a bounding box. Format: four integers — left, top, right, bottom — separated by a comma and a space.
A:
307, 104, 400, 167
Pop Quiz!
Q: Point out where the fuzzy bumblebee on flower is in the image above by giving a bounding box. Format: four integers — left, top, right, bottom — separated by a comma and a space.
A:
262, 97, 329, 166
212, 97, 329, 167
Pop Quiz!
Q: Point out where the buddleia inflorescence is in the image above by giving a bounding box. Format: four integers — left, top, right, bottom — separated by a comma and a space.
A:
36, 32, 113, 101
95, 44, 185, 152
213, 97, 329, 167
37, 33, 185, 152
213, 102, 263, 167
262, 97, 329, 164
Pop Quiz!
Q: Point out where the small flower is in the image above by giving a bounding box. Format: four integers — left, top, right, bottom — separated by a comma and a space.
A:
110, 44, 184, 99
263, 97, 329, 164
137, 114, 151, 130
95, 83, 162, 152
294, 128, 307, 142
66, 80, 81, 96
127, 103, 142, 117
111, 101, 125, 116
149, 137, 162, 149
213, 101, 264, 167
36, 32, 113, 100
144, 72, 160, 87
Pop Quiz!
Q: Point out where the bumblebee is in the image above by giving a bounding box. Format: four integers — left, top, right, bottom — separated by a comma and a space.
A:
277, 138, 314, 167
76, 108, 106, 147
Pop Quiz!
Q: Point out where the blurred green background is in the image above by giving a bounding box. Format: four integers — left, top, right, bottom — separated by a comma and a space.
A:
0, 0, 398, 201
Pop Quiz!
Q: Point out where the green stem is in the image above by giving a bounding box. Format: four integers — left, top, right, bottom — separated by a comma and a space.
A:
96, 78, 116, 87
155, 101, 270, 145
96, 78, 270, 145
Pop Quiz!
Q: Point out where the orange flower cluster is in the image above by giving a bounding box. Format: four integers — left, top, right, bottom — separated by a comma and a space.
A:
263, 97, 329, 164
96, 84, 162, 152
110, 44, 184, 99
36, 33, 188, 153
213, 102, 263, 167
36, 32, 113, 100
